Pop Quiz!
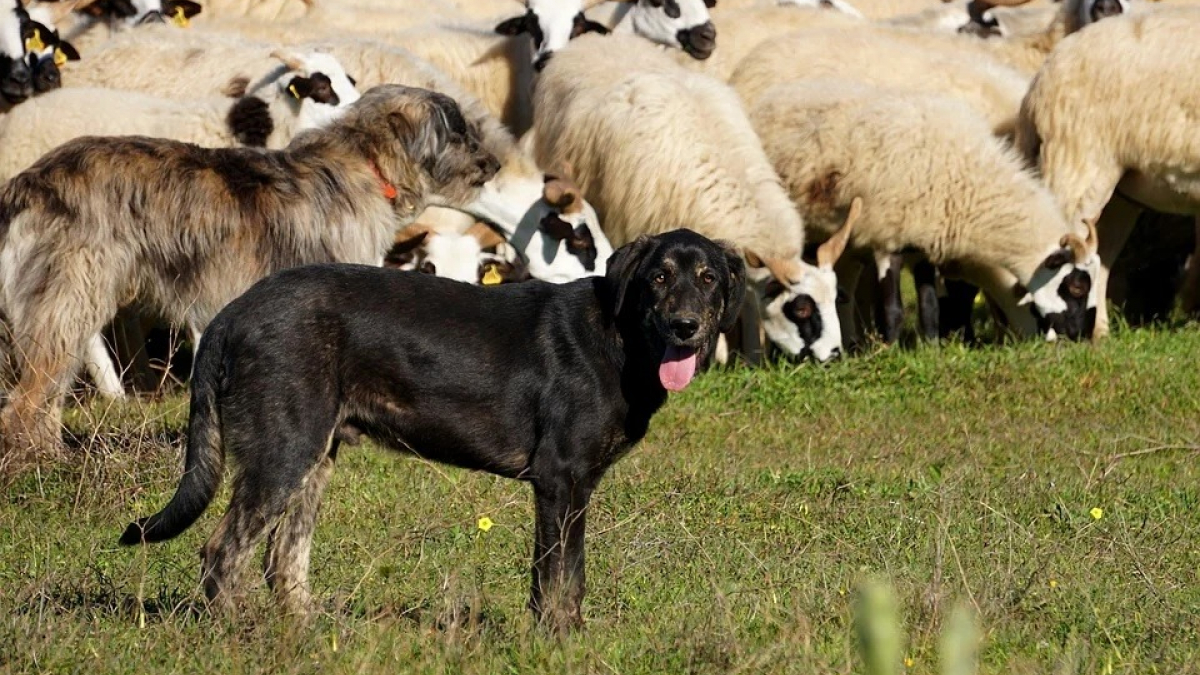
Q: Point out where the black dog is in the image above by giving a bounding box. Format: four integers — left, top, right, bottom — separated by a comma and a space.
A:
119, 229, 745, 630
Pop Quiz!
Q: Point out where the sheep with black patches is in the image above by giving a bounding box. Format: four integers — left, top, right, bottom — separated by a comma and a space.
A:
749, 78, 1101, 343
58, 0, 202, 54
1016, 7, 1200, 339
527, 33, 856, 362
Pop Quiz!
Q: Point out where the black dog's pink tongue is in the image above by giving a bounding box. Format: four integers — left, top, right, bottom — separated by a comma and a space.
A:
659, 345, 698, 392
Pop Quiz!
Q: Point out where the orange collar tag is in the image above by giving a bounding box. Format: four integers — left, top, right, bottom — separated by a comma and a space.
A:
371, 162, 398, 200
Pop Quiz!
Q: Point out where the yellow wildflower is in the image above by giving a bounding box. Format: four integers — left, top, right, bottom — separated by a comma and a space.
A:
904, 657, 915, 668
1090, 507, 1104, 520
1049, 579, 1058, 589
477, 516, 494, 532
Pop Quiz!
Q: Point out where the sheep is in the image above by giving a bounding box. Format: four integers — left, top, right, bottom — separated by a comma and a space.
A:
0, 49, 360, 183
669, 3, 864, 81
385, 221, 531, 285
748, 78, 1101, 343
526, 33, 855, 362
1016, 7, 1200, 338
729, 26, 1029, 137
573, 0, 717, 60
1, 0, 34, 106
59, 0, 202, 54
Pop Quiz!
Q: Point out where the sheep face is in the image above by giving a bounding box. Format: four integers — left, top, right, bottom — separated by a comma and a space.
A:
277, 51, 362, 132
761, 264, 844, 363
20, 8, 80, 94
1019, 244, 1099, 341
0, 0, 33, 103
495, 0, 609, 72
1081, 0, 1127, 25
387, 228, 530, 285
628, 0, 717, 60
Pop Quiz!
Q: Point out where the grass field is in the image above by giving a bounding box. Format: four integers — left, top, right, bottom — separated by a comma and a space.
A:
2, 326, 1199, 674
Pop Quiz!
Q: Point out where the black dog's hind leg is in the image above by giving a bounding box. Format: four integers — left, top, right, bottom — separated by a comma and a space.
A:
201, 417, 338, 614
529, 466, 604, 633
264, 440, 340, 616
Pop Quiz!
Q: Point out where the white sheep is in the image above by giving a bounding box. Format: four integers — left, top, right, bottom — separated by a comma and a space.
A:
58, 0, 202, 54
0, 49, 359, 182
729, 26, 1030, 137
526, 33, 855, 362
1016, 7, 1200, 338
749, 78, 1101, 342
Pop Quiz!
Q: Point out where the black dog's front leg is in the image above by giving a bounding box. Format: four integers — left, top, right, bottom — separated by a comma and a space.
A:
529, 471, 601, 633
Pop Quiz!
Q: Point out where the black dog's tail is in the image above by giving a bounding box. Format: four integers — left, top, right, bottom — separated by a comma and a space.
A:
119, 327, 227, 546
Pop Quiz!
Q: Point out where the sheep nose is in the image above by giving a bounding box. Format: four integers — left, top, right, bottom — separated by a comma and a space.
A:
829, 347, 843, 360
34, 65, 61, 92
138, 10, 166, 24
677, 21, 716, 60
1090, 0, 1123, 19
8, 60, 31, 87
670, 316, 700, 340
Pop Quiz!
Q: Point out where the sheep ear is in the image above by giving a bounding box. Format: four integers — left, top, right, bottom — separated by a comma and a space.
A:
494, 13, 530, 35
56, 41, 82, 63
286, 76, 313, 100
539, 213, 574, 241
580, 18, 609, 34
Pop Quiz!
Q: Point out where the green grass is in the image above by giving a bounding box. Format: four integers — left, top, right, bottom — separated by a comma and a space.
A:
3, 327, 1200, 674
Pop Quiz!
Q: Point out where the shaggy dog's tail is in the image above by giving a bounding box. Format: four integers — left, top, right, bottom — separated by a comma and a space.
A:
119, 324, 227, 546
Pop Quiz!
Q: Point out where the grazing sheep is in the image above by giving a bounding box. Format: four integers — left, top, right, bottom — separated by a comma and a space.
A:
0, 85, 500, 467
749, 79, 1100, 343
527, 33, 854, 362
0, 49, 360, 182
1016, 7, 1200, 338
386, 222, 530, 285
20, 1, 82, 95
577, 0, 717, 60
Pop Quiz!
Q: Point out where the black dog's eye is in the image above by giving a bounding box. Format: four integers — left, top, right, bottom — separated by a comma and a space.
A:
653, 272, 667, 285
420, 261, 436, 275
699, 270, 716, 285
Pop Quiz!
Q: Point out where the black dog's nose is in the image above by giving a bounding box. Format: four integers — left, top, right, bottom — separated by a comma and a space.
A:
669, 316, 699, 340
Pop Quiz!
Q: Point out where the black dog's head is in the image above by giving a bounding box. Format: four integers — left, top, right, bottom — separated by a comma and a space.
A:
606, 229, 745, 392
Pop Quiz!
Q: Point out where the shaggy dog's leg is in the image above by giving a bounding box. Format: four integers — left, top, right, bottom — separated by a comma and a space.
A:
529, 469, 603, 633
84, 334, 126, 399
263, 442, 339, 617
0, 343, 77, 467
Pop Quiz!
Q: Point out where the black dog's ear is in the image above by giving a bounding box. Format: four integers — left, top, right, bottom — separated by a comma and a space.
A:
718, 241, 747, 334
607, 236, 656, 317
494, 12, 530, 35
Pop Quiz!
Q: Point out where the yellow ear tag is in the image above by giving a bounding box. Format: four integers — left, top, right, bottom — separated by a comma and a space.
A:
53, 48, 67, 67
172, 6, 190, 28
25, 30, 45, 54
482, 264, 502, 286
288, 83, 301, 99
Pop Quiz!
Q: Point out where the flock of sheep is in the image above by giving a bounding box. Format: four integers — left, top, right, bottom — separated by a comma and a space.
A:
1, 0, 1198, 409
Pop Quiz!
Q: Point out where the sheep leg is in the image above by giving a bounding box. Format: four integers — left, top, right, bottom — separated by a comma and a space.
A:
873, 252, 904, 344
83, 333, 125, 399
1179, 216, 1200, 317
911, 259, 940, 342
836, 258, 868, 351
1091, 195, 1142, 340
737, 291, 765, 366
939, 278, 980, 344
